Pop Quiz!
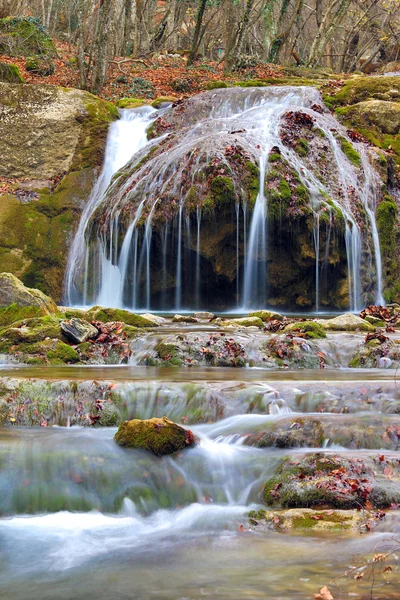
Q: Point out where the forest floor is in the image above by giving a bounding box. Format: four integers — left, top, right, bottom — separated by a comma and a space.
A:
0, 39, 287, 101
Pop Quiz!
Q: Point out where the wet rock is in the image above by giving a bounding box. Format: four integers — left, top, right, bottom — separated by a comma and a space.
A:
244, 414, 400, 450
172, 314, 199, 323
141, 313, 167, 325
349, 335, 400, 368
319, 313, 375, 331
60, 318, 98, 344
219, 317, 264, 328
249, 508, 377, 533
193, 312, 215, 320
364, 315, 385, 327
114, 416, 197, 456
263, 335, 324, 368
262, 452, 400, 509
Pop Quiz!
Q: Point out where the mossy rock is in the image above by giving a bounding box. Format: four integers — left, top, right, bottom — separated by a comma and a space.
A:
318, 313, 374, 331
114, 416, 196, 456
86, 307, 157, 328
262, 453, 400, 509
0, 61, 24, 83
151, 96, 176, 108
222, 317, 264, 328
249, 310, 283, 321
283, 321, 326, 339
25, 56, 55, 76
249, 508, 365, 533
0, 316, 63, 345
325, 76, 400, 107
0, 274, 58, 325
115, 97, 148, 109
0, 16, 56, 57
205, 81, 228, 90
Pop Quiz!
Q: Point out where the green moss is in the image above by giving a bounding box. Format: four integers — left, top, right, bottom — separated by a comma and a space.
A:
205, 81, 228, 90
209, 176, 235, 208
86, 307, 156, 328
153, 342, 183, 366
376, 196, 398, 299
114, 417, 190, 455
284, 321, 326, 339
326, 77, 400, 107
0, 61, 24, 83
46, 341, 79, 364
244, 161, 260, 207
0, 16, 56, 57
116, 97, 148, 109
25, 56, 55, 75
295, 139, 309, 157
337, 135, 361, 167
268, 153, 281, 163
70, 98, 118, 172
151, 96, 176, 108
0, 304, 45, 327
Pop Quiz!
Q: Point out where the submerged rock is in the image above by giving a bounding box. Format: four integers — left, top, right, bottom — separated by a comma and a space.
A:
60, 318, 98, 344
319, 313, 374, 331
114, 416, 197, 456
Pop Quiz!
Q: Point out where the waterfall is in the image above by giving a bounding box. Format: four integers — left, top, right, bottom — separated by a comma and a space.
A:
64, 107, 156, 306
65, 87, 384, 312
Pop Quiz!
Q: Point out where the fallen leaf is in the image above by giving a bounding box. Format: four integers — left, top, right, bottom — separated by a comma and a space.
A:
314, 586, 334, 600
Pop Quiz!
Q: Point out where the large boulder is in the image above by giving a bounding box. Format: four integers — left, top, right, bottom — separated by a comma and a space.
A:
0, 83, 118, 301
114, 416, 197, 456
0, 61, 24, 83
0, 273, 58, 325
0, 17, 56, 57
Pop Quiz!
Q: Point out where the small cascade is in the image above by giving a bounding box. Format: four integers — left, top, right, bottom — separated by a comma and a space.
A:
65, 87, 385, 312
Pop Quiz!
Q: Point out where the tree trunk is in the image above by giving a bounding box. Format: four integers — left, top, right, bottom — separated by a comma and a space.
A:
187, 0, 207, 65
91, 0, 113, 94
308, 0, 352, 67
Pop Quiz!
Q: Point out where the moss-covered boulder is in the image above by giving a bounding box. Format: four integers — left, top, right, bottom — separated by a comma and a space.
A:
0, 83, 118, 301
0, 61, 24, 83
114, 416, 197, 455
0, 16, 56, 57
25, 56, 55, 76
0, 273, 58, 325
263, 453, 400, 509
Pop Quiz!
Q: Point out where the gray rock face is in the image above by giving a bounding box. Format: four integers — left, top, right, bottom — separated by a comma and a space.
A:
0, 273, 57, 313
60, 318, 98, 343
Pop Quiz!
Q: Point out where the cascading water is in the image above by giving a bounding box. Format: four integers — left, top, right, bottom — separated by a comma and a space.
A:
65, 107, 156, 306
65, 87, 385, 312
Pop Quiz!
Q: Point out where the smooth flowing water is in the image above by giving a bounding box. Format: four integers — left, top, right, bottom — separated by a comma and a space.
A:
65, 88, 384, 312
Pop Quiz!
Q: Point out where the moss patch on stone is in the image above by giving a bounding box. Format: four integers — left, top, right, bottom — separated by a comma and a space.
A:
0, 61, 24, 83
116, 97, 148, 109
337, 135, 361, 167
377, 196, 398, 301
0, 16, 56, 57
283, 320, 326, 339
86, 307, 157, 328
114, 416, 195, 456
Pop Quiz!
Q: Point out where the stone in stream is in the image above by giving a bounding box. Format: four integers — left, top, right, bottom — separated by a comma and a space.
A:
193, 312, 215, 320
60, 318, 98, 344
249, 310, 283, 321
318, 313, 375, 331
244, 413, 400, 450
114, 416, 197, 456
262, 453, 400, 509
248, 508, 378, 533
172, 314, 199, 323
